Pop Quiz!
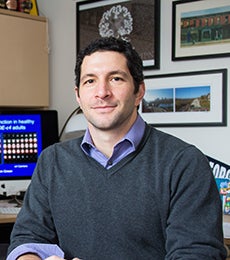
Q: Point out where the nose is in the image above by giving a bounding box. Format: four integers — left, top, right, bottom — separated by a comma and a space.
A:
95, 80, 112, 99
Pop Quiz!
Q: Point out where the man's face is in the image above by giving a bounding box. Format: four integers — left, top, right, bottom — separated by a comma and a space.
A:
75, 51, 145, 132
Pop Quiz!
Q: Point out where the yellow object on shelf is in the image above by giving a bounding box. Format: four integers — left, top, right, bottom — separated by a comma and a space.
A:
30, 0, 39, 16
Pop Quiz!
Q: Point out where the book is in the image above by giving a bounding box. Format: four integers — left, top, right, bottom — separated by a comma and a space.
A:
207, 156, 230, 215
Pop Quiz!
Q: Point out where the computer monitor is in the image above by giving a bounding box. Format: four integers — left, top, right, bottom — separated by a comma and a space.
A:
0, 110, 59, 196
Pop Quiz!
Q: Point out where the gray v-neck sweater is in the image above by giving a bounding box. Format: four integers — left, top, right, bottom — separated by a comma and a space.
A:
8, 125, 226, 259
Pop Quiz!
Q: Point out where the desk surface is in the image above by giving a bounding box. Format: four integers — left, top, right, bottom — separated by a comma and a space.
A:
0, 214, 17, 224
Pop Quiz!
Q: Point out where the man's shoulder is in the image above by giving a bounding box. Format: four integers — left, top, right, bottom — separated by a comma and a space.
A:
145, 124, 195, 155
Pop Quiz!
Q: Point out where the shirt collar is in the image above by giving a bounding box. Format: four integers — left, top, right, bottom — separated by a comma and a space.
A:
81, 114, 145, 154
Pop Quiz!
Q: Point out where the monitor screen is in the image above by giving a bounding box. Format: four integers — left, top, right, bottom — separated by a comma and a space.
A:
0, 110, 59, 196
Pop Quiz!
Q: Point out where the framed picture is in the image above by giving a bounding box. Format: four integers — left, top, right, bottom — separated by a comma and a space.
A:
172, 0, 230, 60
76, 0, 160, 69
139, 69, 227, 127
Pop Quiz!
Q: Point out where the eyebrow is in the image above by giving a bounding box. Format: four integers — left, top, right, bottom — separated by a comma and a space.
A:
109, 70, 129, 78
80, 70, 130, 83
80, 73, 95, 83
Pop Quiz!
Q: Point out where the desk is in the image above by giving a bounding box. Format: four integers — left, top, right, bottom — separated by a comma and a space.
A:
0, 214, 17, 224
0, 199, 19, 224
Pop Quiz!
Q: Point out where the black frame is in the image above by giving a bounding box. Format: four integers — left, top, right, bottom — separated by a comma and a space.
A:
76, 0, 160, 69
172, 0, 230, 61
0, 109, 59, 180
139, 69, 227, 127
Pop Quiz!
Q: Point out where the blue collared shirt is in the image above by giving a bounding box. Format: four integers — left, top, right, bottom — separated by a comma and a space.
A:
81, 114, 145, 169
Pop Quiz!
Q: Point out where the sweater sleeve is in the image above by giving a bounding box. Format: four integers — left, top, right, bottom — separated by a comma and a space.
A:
165, 146, 226, 259
7, 146, 59, 256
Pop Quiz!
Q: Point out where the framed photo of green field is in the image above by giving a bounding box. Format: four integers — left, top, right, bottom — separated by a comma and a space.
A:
172, 0, 230, 60
139, 69, 227, 127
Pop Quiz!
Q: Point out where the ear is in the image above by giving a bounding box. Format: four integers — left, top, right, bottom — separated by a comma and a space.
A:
135, 82, 145, 107
75, 86, 81, 105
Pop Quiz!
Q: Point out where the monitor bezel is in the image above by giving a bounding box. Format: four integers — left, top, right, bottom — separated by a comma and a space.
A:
0, 109, 59, 181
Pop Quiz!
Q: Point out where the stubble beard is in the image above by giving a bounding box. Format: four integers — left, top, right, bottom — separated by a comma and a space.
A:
87, 109, 135, 132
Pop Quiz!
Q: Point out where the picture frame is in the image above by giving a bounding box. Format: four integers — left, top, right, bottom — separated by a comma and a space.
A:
76, 0, 160, 69
172, 0, 230, 60
140, 69, 227, 127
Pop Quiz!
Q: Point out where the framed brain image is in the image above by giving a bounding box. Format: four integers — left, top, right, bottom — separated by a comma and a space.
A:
139, 69, 227, 127
76, 0, 160, 69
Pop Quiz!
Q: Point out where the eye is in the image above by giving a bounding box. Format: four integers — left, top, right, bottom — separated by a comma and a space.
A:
87, 79, 94, 84
83, 78, 94, 86
111, 76, 123, 82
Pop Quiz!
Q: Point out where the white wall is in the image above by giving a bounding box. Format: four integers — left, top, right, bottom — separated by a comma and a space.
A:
36, 0, 77, 136
36, 0, 230, 165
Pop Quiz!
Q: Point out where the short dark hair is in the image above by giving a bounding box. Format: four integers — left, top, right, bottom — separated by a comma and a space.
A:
75, 37, 144, 94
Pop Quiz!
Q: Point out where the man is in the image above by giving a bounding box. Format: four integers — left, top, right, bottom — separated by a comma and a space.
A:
7, 37, 226, 259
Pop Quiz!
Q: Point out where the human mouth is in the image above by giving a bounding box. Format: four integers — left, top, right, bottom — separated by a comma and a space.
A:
92, 105, 116, 113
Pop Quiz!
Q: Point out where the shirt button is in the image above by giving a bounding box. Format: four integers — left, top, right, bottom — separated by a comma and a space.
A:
108, 160, 113, 165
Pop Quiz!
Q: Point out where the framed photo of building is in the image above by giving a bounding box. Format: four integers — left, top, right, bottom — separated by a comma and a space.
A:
172, 0, 230, 60
139, 69, 227, 127
76, 0, 160, 69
